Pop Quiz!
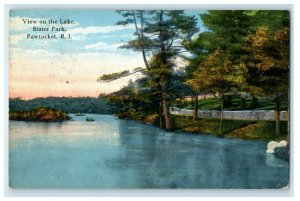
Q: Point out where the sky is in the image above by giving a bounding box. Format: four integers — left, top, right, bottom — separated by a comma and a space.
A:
9, 10, 204, 99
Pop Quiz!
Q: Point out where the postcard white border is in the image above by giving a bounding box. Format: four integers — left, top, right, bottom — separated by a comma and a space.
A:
2, 1, 298, 199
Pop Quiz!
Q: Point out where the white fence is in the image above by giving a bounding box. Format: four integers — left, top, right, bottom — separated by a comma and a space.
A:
171, 107, 287, 121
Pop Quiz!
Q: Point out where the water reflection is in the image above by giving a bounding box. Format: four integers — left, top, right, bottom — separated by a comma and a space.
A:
116, 119, 289, 188
9, 115, 289, 188
266, 153, 287, 168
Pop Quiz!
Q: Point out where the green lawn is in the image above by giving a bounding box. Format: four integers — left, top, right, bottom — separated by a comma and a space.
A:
176, 96, 287, 111
225, 121, 288, 141
172, 114, 287, 141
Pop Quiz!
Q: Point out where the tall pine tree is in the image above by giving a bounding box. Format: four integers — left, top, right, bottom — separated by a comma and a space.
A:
99, 10, 198, 131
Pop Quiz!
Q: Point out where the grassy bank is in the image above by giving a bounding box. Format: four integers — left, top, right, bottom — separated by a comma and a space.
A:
9, 107, 70, 122
173, 115, 287, 141
116, 112, 288, 141
176, 96, 287, 111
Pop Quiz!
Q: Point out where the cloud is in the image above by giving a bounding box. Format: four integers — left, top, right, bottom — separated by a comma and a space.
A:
83, 42, 125, 51
68, 24, 134, 35
98, 33, 133, 39
65, 24, 135, 40
9, 34, 26, 45
9, 47, 59, 59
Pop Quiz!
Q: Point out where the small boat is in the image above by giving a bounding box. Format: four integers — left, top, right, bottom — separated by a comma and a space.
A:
86, 117, 95, 122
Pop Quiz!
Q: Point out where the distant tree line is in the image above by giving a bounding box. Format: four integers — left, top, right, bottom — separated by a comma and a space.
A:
9, 96, 112, 114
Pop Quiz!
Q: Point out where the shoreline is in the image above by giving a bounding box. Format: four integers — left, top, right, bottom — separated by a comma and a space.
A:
9, 111, 288, 142
115, 112, 288, 142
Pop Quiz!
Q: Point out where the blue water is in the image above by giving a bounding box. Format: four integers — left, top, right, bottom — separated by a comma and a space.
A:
9, 114, 289, 189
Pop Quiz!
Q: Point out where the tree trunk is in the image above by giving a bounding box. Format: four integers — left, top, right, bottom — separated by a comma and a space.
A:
274, 96, 281, 136
251, 94, 258, 109
132, 11, 149, 69
158, 101, 163, 129
140, 12, 149, 69
161, 81, 173, 131
218, 94, 224, 135
179, 98, 182, 109
193, 95, 198, 121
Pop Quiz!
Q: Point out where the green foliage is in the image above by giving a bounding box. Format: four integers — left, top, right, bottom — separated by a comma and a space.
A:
252, 10, 290, 32
106, 79, 160, 115
9, 97, 112, 114
183, 10, 289, 136
186, 11, 255, 95
187, 49, 242, 97
115, 112, 161, 126
244, 24, 290, 96
103, 10, 289, 136
185, 10, 289, 98
98, 70, 130, 82
116, 10, 198, 58
107, 10, 199, 130
9, 107, 69, 122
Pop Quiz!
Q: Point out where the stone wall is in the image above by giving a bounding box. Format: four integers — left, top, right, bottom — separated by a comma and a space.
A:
171, 107, 287, 121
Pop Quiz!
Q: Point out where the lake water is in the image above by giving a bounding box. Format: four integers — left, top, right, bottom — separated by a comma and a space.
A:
9, 114, 289, 189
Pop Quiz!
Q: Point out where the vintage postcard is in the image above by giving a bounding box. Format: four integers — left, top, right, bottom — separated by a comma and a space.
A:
9, 9, 290, 189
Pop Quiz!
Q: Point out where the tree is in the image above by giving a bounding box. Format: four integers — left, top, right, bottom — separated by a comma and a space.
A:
99, 10, 198, 131
187, 49, 239, 135
245, 16, 290, 136
194, 10, 290, 137
186, 11, 254, 134
240, 10, 290, 137
116, 11, 151, 69
184, 31, 212, 120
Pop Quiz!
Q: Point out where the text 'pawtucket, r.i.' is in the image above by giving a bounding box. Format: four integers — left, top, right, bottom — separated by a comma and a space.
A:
26, 33, 71, 39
